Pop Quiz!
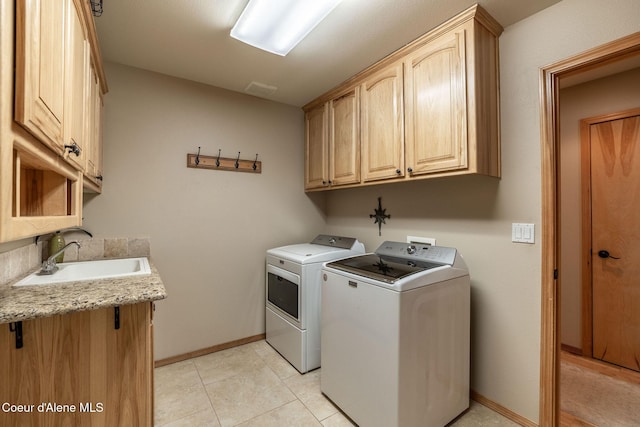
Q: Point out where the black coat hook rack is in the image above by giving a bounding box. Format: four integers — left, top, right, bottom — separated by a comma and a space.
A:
187, 149, 261, 174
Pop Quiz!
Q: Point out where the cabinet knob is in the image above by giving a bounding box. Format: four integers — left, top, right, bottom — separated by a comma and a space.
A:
407, 167, 413, 173
395, 169, 401, 175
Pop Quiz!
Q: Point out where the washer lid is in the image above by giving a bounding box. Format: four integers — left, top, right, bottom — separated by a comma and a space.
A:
326, 254, 444, 284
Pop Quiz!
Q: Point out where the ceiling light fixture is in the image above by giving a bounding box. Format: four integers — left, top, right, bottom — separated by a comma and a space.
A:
230, 0, 343, 56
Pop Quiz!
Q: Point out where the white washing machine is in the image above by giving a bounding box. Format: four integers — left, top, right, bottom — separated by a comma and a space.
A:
266, 235, 365, 373
321, 241, 470, 427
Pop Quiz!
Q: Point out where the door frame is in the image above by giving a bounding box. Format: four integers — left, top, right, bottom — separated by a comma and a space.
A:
539, 32, 640, 426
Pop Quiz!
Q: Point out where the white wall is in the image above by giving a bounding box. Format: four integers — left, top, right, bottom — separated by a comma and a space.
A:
326, 0, 640, 422
82, 63, 326, 360
559, 68, 640, 349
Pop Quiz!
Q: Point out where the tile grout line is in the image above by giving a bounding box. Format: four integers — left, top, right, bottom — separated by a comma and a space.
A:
192, 357, 224, 427
246, 343, 327, 426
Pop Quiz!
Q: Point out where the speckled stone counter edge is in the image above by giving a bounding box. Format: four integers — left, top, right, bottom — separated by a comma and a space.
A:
0, 261, 167, 324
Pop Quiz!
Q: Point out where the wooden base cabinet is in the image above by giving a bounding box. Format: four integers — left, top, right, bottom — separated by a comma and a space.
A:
303, 4, 502, 191
0, 302, 154, 427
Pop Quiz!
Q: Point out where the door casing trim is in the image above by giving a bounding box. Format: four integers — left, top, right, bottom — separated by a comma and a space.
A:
539, 31, 640, 426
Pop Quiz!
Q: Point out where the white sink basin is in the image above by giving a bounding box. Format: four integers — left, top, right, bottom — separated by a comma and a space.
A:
14, 257, 151, 286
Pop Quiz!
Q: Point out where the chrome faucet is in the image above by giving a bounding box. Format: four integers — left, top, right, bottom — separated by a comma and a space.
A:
39, 241, 81, 275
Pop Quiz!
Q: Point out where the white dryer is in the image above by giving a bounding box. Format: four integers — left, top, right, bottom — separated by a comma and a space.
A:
321, 241, 470, 427
266, 235, 365, 373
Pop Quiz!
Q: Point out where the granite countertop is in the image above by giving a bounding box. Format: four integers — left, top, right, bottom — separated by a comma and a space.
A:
0, 260, 167, 324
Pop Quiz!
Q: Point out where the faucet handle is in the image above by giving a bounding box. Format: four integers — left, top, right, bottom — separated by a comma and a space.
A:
39, 260, 59, 275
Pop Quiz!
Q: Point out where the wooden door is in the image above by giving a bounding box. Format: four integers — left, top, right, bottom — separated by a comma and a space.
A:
584, 109, 640, 371
404, 27, 467, 176
304, 103, 329, 190
329, 88, 360, 186
361, 62, 404, 182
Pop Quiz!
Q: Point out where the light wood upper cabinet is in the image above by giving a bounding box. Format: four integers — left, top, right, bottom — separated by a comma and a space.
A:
304, 104, 329, 189
361, 62, 404, 182
405, 15, 501, 178
63, 0, 88, 171
303, 4, 502, 191
404, 26, 467, 175
1, 0, 107, 242
15, 0, 66, 153
84, 60, 104, 192
329, 88, 360, 186
305, 89, 361, 191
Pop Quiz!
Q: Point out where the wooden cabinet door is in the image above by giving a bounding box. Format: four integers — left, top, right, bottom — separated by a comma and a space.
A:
361, 62, 404, 182
329, 88, 360, 186
404, 27, 468, 176
104, 303, 153, 426
0, 312, 92, 426
85, 60, 104, 190
92, 87, 104, 189
63, 0, 88, 171
0, 304, 152, 427
305, 104, 329, 190
15, 0, 66, 153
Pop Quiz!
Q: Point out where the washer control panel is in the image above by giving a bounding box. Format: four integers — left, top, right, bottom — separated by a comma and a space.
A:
376, 241, 457, 266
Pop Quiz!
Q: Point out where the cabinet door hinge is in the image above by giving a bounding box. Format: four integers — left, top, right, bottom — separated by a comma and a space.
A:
9, 322, 23, 349
114, 306, 120, 330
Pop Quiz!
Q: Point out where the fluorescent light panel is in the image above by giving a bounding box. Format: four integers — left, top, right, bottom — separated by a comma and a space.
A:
230, 0, 342, 56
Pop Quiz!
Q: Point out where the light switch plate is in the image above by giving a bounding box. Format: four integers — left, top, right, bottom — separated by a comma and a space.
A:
512, 223, 535, 244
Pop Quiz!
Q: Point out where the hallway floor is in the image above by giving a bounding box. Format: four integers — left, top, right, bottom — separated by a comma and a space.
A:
154, 340, 519, 426
561, 351, 640, 426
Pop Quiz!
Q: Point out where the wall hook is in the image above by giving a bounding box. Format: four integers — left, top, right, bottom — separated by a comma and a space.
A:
186, 150, 261, 173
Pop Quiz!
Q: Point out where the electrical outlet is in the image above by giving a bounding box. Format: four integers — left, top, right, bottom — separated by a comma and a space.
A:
407, 235, 436, 246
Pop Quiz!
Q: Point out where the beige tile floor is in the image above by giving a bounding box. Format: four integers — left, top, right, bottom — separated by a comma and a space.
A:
155, 340, 519, 427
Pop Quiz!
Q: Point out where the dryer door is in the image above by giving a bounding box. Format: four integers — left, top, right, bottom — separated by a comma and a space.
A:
266, 264, 302, 328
